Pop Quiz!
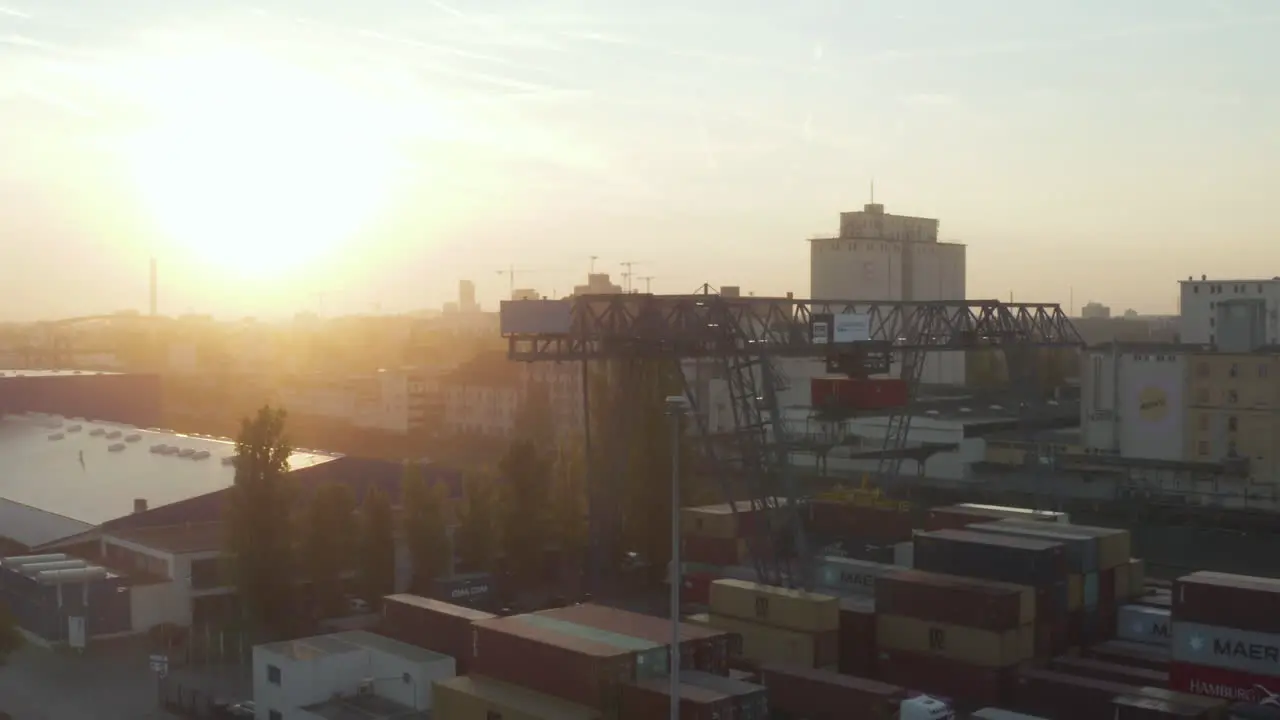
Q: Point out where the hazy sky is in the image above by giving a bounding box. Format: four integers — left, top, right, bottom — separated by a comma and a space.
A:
1, 0, 1277, 319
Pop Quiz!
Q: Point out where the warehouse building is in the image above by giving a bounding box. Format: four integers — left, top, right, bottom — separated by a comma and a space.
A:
0, 369, 162, 427
253, 630, 455, 720
0, 411, 462, 646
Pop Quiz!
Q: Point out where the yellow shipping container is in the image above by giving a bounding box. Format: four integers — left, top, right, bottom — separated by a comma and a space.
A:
704, 613, 836, 668
876, 615, 1034, 668
1113, 562, 1131, 602
709, 579, 839, 633
1067, 574, 1083, 612
680, 504, 742, 540
1126, 558, 1146, 598
433, 675, 600, 720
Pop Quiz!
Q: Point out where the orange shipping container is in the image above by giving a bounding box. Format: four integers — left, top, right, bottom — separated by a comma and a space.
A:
433, 675, 600, 720
875, 614, 1034, 668
680, 503, 760, 540
709, 579, 839, 633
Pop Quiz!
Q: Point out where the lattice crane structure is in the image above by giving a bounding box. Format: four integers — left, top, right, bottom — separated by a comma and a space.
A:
501, 288, 1084, 588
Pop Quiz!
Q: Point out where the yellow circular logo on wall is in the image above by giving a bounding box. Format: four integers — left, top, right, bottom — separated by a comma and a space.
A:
1137, 386, 1169, 422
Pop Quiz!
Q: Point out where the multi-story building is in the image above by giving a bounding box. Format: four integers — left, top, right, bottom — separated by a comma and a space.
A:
1080, 343, 1190, 462
1081, 302, 1112, 319
809, 203, 967, 385
279, 368, 431, 435
1179, 276, 1280, 349
1186, 351, 1280, 480
437, 352, 582, 440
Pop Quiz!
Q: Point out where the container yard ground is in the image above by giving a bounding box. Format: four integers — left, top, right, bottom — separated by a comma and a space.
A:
0, 636, 170, 719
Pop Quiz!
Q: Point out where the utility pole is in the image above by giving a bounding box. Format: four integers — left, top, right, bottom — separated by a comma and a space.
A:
621, 261, 638, 293
589, 255, 599, 274
496, 265, 516, 298
638, 276, 656, 293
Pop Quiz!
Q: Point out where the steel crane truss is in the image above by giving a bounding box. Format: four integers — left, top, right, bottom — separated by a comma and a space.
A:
503, 295, 1083, 361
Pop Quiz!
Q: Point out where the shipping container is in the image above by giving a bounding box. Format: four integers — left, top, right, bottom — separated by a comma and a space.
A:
810, 377, 909, 411
1086, 571, 1102, 609
1117, 562, 1134, 602
1117, 605, 1172, 647
1013, 667, 1139, 719
681, 503, 761, 541
970, 710, 1049, 720
925, 505, 1064, 532
1112, 694, 1215, 719
838, 596, 877, 677
682, 571, 715, 605
1138, 588, 1174, 610
1170, 662, 1280, 705
760, 663, 905, 720
514, 614, 669, 678
682, 535, 746, 566
875, 569, 1035, 631
471, 616, 639, 712
381, 593, 495, 672
701, 613, 837, 668
1129, 559, 1147, 598
619, 677, 751, 720
708, 579, 839, 633
1228, 702, 1280, 719
1049, 654, 1170, 686
809, 501, 915, 544
876, 647, 1014, 711
433, 674, 600, 720
431, 572, 495, 607
681, 670, 770, 720
969, 521, 1100, 574
1175, 572, 1280, 634
1171, 622, 1280, 677
1047, 522, 1134, 570
1085, 639, 1173, 671
816, 556, 896, 596
913, 529, 1066, 587
1067, 574, 1084, 612
536, 604, 738, 675
1131, 687, 1229, 718
876, 614, 1033, 668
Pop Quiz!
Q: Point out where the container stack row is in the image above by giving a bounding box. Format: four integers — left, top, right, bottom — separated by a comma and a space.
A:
689, 578, 842, 670
676, 502, 767, 605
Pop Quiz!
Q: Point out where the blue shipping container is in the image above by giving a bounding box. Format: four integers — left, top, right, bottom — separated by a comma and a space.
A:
1083, 572, 1100, 610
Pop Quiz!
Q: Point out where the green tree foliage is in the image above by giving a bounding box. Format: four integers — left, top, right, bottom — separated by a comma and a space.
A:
402, 463, 451, 593
0, 601, 23, 665
498, 441, 553, 586
304, 482, 357, 616
455, 476, 499, 573
224, 406, 296, 635
513, 380, 556, 450
549, 439, 589, 559
358, 486, 397, 603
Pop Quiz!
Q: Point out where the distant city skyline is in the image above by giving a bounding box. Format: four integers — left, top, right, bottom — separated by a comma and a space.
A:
2, 0, 1278, 320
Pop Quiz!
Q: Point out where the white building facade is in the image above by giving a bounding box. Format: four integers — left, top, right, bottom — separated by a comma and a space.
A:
809, 203, 967, 386
278, 369, 431, 435
253, 630, 455, 720
1080, 345, 1188, 461
1179, 276, 1280, 350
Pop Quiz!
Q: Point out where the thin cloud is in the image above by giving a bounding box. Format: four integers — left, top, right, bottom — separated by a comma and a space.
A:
0, 7, 30, 19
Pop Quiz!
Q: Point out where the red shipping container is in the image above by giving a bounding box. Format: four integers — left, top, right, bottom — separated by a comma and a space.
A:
1050, 654, 1170, 686
838, 597, 877, 678
1013, 668, 1139, 718
810, 377, 908, 411
1100, 566, 1118, 605
381, 593, 495, 673
875, 569, 1034, 632
537, 604, 739, 675
876, 648, 1014, 712
471, 616, 637, 712
1084, 639, 1172, 672
682, 535, 743, 566
761, 664, 905, 720
682, 572, 714, 606
1174, 572, 1280, 633
1170, 661, 1280, 705
619, 679, 738, 720
809, 501, 914, 544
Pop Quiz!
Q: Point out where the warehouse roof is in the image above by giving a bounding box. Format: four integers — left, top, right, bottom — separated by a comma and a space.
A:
0, 498, 93, 547
106, 522, 225, 554
259, 630, 450, 666
0, 412, 338, 529
0, 369, 123, 378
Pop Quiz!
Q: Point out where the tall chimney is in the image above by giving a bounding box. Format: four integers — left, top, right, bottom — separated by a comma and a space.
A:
149, 257, 157, 316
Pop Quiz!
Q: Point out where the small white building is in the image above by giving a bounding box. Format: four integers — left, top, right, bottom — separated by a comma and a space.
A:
1179, 276, 1280, 349
1080, 344, 1188, 461
252, 630, 456, 720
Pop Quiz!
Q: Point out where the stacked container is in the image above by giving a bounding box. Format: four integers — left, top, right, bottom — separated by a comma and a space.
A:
693, 579, 840, 669
913, 528, 1068, 657
814, 556, 897, 599
1116, 604, 1173, 647
1011, 668, 1226, 719
760, 664, 906, 720
618, 670, 769, 720
532, 604, 739, 675
874, 569, 1036, 709
923, 504, 1066, 532
838, 596, 877, 677
433, 675, 600, 720
1170, 572, 1280, 705
381, 593, 496, 672
677, 503, 766, 604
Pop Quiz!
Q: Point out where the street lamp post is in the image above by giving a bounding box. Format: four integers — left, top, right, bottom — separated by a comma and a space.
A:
664, 394, 690, 720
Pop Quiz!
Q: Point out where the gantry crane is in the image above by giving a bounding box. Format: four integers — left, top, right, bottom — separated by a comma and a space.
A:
501, 288, 1084, 588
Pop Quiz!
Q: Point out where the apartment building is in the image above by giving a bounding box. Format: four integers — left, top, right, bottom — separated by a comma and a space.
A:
438, 352, 582, 440
279, 368, 431, 435
1186, 351, 1280, 481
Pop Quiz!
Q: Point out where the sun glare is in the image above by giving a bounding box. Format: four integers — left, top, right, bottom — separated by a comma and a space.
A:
122, 50, 404, 276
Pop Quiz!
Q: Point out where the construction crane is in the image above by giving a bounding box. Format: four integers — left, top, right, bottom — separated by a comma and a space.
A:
500, 290, 1084, 589
637, 276, 656, 293
620, 261, 639, 293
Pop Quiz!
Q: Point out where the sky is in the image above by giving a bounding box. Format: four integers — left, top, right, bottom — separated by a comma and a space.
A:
1, 0, 1278, 320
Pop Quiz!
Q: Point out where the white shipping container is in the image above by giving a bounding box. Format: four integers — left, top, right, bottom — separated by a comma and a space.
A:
1115, 605, 1171, 647
893, 541, 914, 568
816, 557, 896, 597
901, 695, 954, 720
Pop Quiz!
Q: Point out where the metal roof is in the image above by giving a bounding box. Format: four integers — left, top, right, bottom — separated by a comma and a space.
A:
0, 370, 123, 378
0, 498, 93, 547
0, 412, 339, 528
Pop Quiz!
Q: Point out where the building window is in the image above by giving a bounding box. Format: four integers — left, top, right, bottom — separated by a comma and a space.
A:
1228, 390, 1239, 404
267, 664, 282, 685
1230, 363, 1239, 378
1198, 414, 1209, 431
1228, 441, 1239, 457
1196, 389, 1210, 404
1198, 441, 1209, 456
1197, 362, 1210, 378
1261, 365, 1270, 379
1228, 416, 1239, 432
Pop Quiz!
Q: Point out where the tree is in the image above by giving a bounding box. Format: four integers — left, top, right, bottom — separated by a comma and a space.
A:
513, 380, 556, 450
402, 463, 451, 593
358, 486, 397, 603
304, 482, 356, 616
498, 441, 554, 587
549, 440, 588, 557
0, 601, 23, 665
455, 476, 499, 573
224, 405, 296, 635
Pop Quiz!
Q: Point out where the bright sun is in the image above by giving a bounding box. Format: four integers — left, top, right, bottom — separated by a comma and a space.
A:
122, 50, 403, 276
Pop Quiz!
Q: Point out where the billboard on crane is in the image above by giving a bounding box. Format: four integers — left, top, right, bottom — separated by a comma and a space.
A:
499, 299, 572, 335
